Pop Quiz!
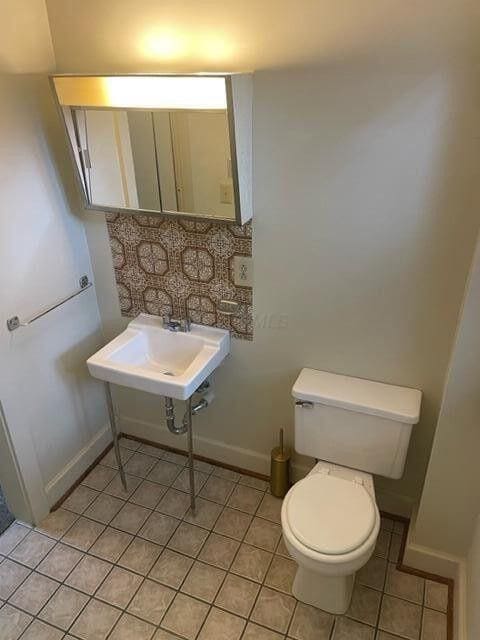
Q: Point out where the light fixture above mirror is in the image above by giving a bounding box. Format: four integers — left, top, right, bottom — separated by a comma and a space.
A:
51, 74, 252, 224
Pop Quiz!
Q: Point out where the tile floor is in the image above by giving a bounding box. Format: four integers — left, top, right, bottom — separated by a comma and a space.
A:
0, 438, 450, 640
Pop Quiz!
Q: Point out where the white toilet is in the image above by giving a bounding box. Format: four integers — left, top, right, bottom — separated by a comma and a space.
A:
281, 368, 421, 614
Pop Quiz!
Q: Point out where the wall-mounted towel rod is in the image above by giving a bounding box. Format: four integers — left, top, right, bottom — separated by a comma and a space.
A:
7, 275, 92, 332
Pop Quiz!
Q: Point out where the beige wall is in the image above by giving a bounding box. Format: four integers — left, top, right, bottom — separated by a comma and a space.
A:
0, 1, 109, 523
412, 231, 480, 554
0, 0, 54, 73
45, 1, 480, 514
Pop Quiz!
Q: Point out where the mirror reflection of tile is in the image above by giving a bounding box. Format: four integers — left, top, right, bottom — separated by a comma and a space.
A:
106, 213, 253, 340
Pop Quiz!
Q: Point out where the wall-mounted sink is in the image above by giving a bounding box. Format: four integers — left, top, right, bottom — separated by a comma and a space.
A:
87, 314, 230, 399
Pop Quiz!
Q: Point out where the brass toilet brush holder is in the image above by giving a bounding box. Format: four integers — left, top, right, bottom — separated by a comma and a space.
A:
270, 428, 291, 498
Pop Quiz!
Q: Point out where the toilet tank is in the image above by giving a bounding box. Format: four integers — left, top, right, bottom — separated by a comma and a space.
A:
292, 369, 422, 479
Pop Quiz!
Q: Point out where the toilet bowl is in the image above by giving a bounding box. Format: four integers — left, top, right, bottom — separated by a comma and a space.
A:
281, 462, 380, 613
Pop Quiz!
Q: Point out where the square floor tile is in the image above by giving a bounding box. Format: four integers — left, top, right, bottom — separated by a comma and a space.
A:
172, 468, 208, 494
110, 503, 151, 534
198, 532, 240, 570
96, 566, 142, 608
250, 586, 296, 634
109, 613, 156, 640
385, 563, 424, 604
70, 598, 121, 640
214, 573, 259, 618
265, 555, 296, 594
357, 555, 387, 591
424, 580, 448, 612
129, 481, 167, 509
37, 543, 84, 581
61, 518, 105, 552
125, 452, 158, 478
10, 531, 55, 568
0, 603, 32, 640
245, 517, 281, 552
289, 601, 334, 640
332, 616, 375, 639
378, 594, 422, 640
183, 497, 223, 530
20, 619, 64, 640
275, 536, 291, 558
118, 537, 162, 575
65, 555, 112, 595
346, 584, 382, 626
38, 585, 89, 630
389, 534, 403, 563
214, 508, 252, 541
197, 607, 245, 640
161, 450, 188, 466
212, 466, 240, 482
9, 571, 59, 614
83, 494, 125, 525
239, 474, 269, 491
194, 459, 214, 473
421, 607, 447, 640
172, 469, 209, 494
35, 509, 78, 540
231, 543, 272, 582
139, 512, 180, 545
82, 465, 116, 491
147, 461, 183, 486
99, 446, 133, 469
103, 473, 142, 500
227, 485, 263, 514
242, 622, 284, 640
0, 559, 31, 599
156, 488, 191, 519
374, 529, 391, 559
119, 437, 140, 451
256, 494, 282, 524
149, 549, 193, 589
62, 486, 99, 515
127, 579, 175, 624
0, 523, 30, 555
181, 560, 226, 602
160, 592, 209, 640
199, 476, 235, 504
138, 443, 164, 458
89, 527, 132, 563
167, 522, 208, 557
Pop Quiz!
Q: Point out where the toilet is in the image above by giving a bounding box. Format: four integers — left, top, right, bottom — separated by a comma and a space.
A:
281, 368, 421, 614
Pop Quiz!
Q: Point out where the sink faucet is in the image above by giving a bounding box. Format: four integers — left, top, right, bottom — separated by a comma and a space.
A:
163, 314, 191, 332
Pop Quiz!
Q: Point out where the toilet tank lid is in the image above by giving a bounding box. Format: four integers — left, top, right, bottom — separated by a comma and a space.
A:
292, 369, 422, 424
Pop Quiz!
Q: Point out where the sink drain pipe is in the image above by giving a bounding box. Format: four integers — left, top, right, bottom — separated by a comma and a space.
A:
164, 386, 214, 513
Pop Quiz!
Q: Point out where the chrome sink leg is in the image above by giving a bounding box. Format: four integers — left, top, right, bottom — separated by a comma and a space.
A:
105, 382, 127, 491
186, 397, 196, 514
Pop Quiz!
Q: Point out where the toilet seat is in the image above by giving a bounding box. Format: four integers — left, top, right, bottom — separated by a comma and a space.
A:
283, 473, 376, 556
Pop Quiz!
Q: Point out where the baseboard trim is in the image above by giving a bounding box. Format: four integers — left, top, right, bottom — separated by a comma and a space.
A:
404, 516, 463, 640
119, 414, 272, 475
45, 424, 112, 507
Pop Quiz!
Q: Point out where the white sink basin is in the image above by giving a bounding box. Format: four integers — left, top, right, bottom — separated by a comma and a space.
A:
87, 314, 230, 400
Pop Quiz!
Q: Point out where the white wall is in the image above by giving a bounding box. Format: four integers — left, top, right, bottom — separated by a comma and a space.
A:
45, 1, 480, 514
411, 230, 480, 555
0, 1, 110, 522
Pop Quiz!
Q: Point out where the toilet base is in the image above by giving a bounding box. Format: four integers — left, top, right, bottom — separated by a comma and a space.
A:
292, 566, 355, 614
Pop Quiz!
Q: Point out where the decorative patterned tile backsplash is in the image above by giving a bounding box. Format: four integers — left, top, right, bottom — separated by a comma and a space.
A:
106, 213, 253, 340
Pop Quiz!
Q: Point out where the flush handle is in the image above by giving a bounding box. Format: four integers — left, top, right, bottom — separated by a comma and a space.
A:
295, 401, 314, 409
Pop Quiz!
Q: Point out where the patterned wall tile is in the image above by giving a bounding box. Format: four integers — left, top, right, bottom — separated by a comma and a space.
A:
106, 213, 253, 340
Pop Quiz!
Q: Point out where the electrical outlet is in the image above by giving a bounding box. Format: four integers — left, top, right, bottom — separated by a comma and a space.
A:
233, 255, 253, 287
220, 181, 233, 204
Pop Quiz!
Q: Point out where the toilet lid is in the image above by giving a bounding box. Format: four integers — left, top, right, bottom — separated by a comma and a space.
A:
285, 473, 376, 555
